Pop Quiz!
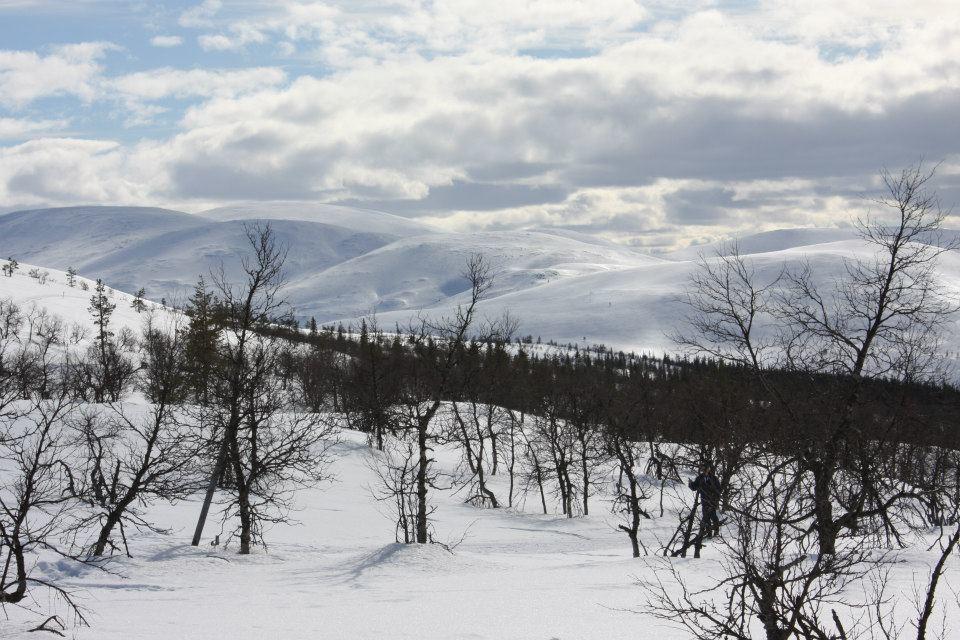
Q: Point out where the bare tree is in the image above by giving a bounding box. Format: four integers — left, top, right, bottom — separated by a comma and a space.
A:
376, 254, 498, 543
659, 163, 960, 638
777, 164, 957, 556
193, 223, 338, 554
676, 163, 957, 556
0, 392, 89, 624
192, 223, 288, 549
77, 316, 200, 557
367, 436, 433, 544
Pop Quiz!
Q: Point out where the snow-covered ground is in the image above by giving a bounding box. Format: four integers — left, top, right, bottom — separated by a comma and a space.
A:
5, 206, 960, 356
5, 419, 959, 639
2, 260, 959, 640
16, 427, 680, 640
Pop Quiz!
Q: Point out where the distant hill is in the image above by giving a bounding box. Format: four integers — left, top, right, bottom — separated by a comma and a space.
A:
0, 205, 409, 299
200, 202, 441, 238
665, 228, 861, 261
3, 206, 960, 354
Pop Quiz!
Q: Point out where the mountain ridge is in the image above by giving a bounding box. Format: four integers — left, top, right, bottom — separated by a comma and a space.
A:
4, 205, 960, 355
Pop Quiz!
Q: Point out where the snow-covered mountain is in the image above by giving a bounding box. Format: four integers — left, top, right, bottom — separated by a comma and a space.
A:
4, 205, 960, 355
284, 230, 664, 321
200, 201, 440, 238
665, 227, 862, 261
0, 206, 406, 301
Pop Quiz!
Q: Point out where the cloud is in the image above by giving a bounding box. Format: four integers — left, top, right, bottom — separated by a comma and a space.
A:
178, 0, 221, 28
153, 17, 960, 214
108, 66, 287, 126
150, 35, 183, 48
196, 34, 234, 51
183, 0, 647, 60
0, 41, 116, 109
197, 21, 268, 51
0, 138, 138, 204
0, 116, 67, 139
2, 3, 960, 250
663, 187, 740, 226
112, 67, 286, 101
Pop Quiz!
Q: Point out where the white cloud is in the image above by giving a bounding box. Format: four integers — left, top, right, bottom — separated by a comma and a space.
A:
178, 0, 221, 28
0, 116, 67, 139
112, 67, 286, 101
197, 34, 234, 51
2, 2, 960, 248
108, 66, 286, 126
185, 0, 648, 59
0, 41, 116, 109
150, 35, 183, 48
0, 138, 141, 204
198, 23, 267, 51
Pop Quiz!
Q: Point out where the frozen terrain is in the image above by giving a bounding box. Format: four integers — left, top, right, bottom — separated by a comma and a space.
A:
5, 205, 960, 356
1, 263, 958, 640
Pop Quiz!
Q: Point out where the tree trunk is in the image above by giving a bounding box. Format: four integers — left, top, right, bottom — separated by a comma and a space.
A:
192, 428, 231, 546
580, 440, 590, 516
538, 470, 548, 515
228, 422, 252, 554
507, 415, 518, 508
416, 416, 429, 544
813, 463, 837, 556
93, 512, 122, 557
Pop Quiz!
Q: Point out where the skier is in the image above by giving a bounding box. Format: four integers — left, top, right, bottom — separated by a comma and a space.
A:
688, 462, 721, 538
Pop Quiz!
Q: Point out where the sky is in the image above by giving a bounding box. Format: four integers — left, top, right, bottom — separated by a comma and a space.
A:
1, 0, 959, 251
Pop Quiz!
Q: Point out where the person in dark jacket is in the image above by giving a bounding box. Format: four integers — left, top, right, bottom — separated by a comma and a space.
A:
688, 462, 721, 538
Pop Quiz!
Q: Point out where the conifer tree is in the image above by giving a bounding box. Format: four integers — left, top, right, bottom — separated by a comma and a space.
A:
131, 287, 147, 313
183, 276, 220, 404
66, 266, 77, 287
89, 279, 116, 352
87, 278, 125, 401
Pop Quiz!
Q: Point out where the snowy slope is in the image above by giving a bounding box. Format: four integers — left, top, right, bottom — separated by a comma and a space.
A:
0, 206, 407, 300
362, 239, 960, 355
666, 227, 960, 261
0, 261, 175, 342
80, 219, 397, 301
200, 201, 441, 238
5, 207, 960, 358
1, 263, 957, 640
0, 206, 210, 270
285, 230, 666, 321
666, 227, 861, 261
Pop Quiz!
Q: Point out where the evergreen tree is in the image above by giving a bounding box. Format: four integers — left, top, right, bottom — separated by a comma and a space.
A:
66, 266, 77, 287
89, 279, 116, 349
1, 257, 17, 277
308, 316, 318, 336
183, 276, 220, 403
87, 278, 126, 402
131, 287, 147, 313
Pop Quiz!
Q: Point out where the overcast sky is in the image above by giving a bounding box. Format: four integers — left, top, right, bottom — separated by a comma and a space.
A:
1, 0, 959, 250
